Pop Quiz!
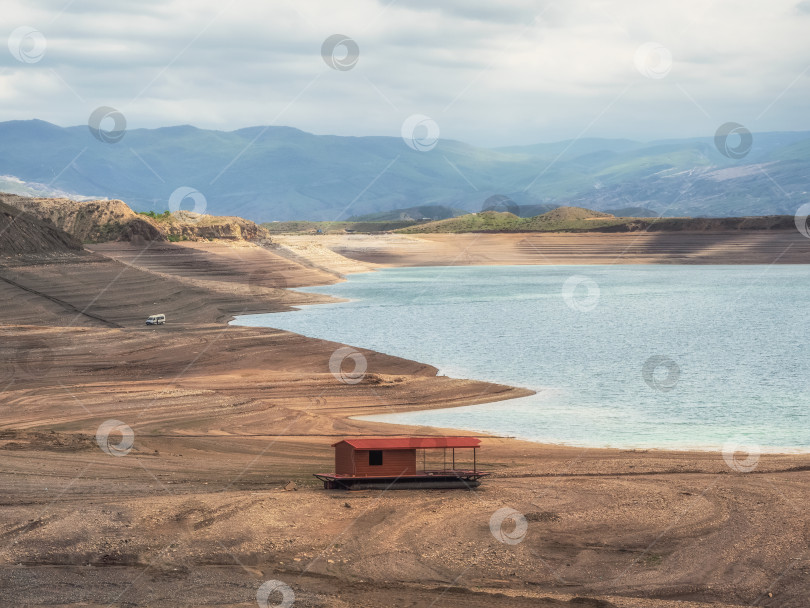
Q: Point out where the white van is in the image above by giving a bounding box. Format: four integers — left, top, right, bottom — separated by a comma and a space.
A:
145, 314, 166, 325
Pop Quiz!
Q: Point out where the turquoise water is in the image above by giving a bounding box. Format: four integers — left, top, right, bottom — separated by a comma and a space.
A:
232, 265, 810, 452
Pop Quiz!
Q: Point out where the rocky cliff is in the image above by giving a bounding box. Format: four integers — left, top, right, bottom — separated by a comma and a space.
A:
0, 194, 163, 243
161, 211, 272, 243
0, 195, 272, 244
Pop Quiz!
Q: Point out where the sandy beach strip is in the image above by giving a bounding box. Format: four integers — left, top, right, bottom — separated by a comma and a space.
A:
274, 231, 810, 267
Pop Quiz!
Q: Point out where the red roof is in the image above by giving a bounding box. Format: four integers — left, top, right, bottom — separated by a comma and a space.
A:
333, 437, 481, 450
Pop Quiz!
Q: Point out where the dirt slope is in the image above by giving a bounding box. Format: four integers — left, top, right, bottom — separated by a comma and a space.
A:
0, 199, 82, 255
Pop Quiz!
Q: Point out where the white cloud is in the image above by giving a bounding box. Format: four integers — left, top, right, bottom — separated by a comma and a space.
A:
1, 0, 808, 146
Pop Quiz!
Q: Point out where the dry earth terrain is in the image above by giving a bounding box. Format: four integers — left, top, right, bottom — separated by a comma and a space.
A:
1, 231, 809, 607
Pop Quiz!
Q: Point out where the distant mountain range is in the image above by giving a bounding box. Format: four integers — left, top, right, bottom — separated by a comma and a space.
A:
0, 119, 808, 222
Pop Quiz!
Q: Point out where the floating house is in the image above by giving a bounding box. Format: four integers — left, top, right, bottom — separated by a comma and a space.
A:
314, 437, 488, 490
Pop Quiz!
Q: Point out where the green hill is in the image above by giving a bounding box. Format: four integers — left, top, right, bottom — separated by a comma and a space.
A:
398, 211, 522, 233
398, 207, 627, 233
398, 206, 797, 234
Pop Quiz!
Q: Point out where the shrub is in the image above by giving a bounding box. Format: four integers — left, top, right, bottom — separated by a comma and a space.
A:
138, 210, 171, 221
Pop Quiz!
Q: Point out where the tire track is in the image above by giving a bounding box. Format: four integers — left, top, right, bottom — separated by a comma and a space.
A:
0, 273, 121, 328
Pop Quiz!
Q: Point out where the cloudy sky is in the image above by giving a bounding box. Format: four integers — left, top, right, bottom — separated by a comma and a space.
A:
3, 0, 810, 147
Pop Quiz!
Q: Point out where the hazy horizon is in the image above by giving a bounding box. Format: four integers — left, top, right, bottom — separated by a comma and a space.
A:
6, 116, 810, 150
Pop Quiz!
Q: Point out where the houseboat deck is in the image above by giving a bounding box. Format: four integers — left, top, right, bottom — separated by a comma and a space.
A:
314, 469, 489, 490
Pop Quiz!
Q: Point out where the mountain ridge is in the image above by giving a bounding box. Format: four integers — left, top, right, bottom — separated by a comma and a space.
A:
1, 120, 808, 222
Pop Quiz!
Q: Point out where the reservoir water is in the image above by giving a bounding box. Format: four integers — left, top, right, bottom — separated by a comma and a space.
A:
232, 265, 810, 452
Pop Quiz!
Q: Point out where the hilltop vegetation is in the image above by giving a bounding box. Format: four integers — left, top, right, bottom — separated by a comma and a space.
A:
397, 206, 797, 234
261, 205, 799, 235
266, 206, 638, 235
398, 207, 627, 233
260, 203, 469, 233
398, 211, 527, 233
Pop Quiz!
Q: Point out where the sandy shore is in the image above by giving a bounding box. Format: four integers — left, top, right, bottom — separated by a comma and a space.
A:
1, 235, 809, 607
275, 231, 810, 266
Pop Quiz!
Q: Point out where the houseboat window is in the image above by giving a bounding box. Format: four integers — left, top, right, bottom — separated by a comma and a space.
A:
369, 450, 383, 466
